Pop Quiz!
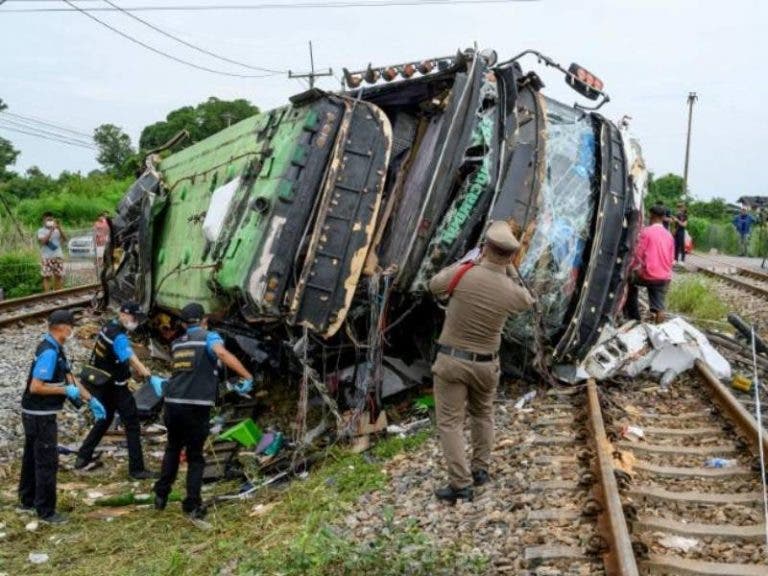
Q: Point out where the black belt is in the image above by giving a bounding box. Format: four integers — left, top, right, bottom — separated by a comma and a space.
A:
438, 344, 498, 363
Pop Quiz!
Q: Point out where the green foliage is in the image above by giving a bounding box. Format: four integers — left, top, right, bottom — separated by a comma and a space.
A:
0, 99, 20, 181
15, 173, 132, 226
139, 97, 259, 153
687, 217, 741, 254
645, 172, 685, 211
667, 275, 728, 322
0, 250, 41, 298
749, 225, 768, 258
0, 137, 19, 181
93, 123, 136, 178
371, 428, 431, 459
251, 515, 488, 576
688, 197, 731, 221
1, 166, 57, 200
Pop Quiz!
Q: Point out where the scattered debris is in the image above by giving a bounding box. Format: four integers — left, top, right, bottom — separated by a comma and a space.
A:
219, 419, 262, 448
28, 552, 49, 565
386, 417, 431, 437
619, 425, 645, 442
249, 503, 276, 518
85, 508, 134, 520
25, 520, 38, 532
580, 318, 731, 383
657, 535, 699, 552
732, 373, 753, 392
513, 391, 536, 410
705, 457, 736, 469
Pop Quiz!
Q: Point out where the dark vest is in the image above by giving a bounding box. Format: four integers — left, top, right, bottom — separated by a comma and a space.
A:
164, 328, 219, 406
22, 337, 68, 415
92, 320, 131, 384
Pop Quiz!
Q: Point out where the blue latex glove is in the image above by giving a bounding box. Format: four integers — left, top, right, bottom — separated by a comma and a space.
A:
64, 384, 80, 402
234, 379, 253, 395
149, 375, 166, 398
88, 397, 107, 421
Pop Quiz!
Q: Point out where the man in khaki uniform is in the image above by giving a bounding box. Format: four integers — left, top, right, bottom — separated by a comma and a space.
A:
429, 221, 534, 503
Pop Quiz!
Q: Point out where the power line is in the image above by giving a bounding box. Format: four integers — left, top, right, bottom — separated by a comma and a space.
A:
99, 0, 285, 73
58, 0, 281, 78
0, 116, 95, 147
0, 110, 93, 139
0, 123, 97, 150
1, 0, 539, 12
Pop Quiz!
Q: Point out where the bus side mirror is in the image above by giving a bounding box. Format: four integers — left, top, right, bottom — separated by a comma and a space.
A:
565, 63, 604, 101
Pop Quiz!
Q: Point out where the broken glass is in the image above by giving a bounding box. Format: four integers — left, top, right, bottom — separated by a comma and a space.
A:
504, 99, 597, 343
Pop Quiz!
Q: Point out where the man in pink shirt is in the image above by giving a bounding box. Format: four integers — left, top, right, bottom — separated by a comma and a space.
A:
624, 204, 675, 323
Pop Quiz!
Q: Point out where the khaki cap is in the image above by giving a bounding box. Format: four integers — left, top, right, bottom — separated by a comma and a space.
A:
485, 220, 520, 252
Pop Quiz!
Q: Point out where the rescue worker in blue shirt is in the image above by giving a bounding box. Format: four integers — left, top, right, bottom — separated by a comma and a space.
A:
151, 303, 253, 519
18, 310, 107, 524
75, 302, 158, 479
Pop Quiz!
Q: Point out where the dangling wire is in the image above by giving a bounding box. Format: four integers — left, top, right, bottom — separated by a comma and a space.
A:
751, 325, 768, 549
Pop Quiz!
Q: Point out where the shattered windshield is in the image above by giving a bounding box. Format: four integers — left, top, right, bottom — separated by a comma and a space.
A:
506, 98, 598, 343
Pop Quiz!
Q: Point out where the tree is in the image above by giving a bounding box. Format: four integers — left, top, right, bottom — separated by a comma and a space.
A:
688, 197, 730, 221
0, 98, 20, 182
0, 137, 19, 182
645, 172, 685, 210
139, 97, 259, 153
93, 123, 135, 177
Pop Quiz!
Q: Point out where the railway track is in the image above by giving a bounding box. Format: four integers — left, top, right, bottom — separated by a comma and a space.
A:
0, 283, 100, 328
687, 254, 768, 299
515, 384, 630, 575
521, 359, 768, 575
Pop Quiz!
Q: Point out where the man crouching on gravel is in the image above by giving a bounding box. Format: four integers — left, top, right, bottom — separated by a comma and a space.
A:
428, 221, 535, 504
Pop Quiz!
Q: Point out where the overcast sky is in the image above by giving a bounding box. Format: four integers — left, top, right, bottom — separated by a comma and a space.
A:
0, 0, 764, 202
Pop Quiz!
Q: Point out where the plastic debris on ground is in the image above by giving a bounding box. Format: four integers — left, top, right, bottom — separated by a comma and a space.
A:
386, 417, 431, 438
25, 520, 38, 532
657, 535, 699, 552
513, 391, 536, 410
413, 395, 435, 411
619, 425, 645, 442
255, 431, 284, 457
219, 418, 262, 448
28, 553, 49, 564
573, 317, 731, 383
705, 457, 736, 468
249, 503, 276, 517
731, 373, 753, 392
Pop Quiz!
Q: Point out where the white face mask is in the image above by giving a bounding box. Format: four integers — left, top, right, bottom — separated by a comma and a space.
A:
124, 320, 139, 332
64, 328, 75, 342
45, 219, 55, 228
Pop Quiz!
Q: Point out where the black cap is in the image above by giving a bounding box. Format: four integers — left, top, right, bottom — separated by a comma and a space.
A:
180, 303, 205, 324
119, 301, 147, 320
48, 309, 75, 327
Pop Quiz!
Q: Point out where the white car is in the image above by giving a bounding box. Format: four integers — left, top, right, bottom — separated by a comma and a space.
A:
68, 235, 95, 258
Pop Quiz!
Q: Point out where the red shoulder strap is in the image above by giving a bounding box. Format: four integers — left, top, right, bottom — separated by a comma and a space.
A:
447, 262, 475, 296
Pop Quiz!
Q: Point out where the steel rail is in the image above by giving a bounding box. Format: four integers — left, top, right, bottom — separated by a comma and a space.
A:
0, 283, 99, 312
695, 359, 768, 462
690, 252, 768, 283
586, 379, 639, 576
697, 267, 768, 300
0, 284, 99, 328
0, 297, 94, 328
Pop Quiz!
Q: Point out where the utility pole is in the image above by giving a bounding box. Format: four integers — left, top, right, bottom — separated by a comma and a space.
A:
682, 91, 698, 197
289, 41, 333, 89
222, 112, 234, 128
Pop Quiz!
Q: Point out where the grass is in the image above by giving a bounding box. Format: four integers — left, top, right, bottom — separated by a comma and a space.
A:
667, 275, 728, 323
0, 428, 486, 576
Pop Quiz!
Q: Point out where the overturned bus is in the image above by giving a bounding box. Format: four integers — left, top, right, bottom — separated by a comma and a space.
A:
104, 47, 647, 397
